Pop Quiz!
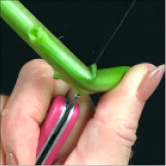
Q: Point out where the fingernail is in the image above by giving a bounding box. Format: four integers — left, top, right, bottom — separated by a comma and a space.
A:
6, 152, 18, 165
137, 65, 165, 102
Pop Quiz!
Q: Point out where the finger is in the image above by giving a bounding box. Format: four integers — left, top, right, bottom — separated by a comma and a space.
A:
0, 95, 9, 165
1, 59, 70, 165
53, 95, 94, 165
65, 63, 165, 165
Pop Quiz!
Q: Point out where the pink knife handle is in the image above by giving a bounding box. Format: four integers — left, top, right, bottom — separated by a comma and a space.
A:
36, 96, 66, 155
36, 96, 80, 165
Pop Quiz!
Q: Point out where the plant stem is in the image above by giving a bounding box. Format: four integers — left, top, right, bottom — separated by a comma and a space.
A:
0, 1, 130, 95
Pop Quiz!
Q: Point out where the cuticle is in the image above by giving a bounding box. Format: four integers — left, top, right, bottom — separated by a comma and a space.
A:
136, 92, 146, 104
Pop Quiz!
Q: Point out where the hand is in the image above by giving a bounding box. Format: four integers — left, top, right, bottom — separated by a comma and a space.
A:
0, 59, 165, 165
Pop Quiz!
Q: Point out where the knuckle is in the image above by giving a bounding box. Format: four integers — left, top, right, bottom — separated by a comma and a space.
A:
18, 59, 47, 77
115, 118, 137, 146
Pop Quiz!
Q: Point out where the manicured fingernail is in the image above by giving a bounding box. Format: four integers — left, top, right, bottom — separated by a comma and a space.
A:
6, 152, 18, 165
137, 65, 165, 102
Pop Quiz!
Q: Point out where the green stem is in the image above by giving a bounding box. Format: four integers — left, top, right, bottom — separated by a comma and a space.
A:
0, 1, 130, 95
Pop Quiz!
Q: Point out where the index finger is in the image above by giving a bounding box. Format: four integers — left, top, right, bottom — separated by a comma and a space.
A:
1, 59, 71, 165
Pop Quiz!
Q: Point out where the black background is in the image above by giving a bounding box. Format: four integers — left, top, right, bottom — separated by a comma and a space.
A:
0, 0, 165, 165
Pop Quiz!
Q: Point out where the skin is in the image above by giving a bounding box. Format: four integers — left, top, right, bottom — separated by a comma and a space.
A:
1, 0, 130, 95
0, 59, 164, 165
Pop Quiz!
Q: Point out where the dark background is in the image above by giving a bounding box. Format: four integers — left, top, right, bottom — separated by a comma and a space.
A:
0, 0, 165, 165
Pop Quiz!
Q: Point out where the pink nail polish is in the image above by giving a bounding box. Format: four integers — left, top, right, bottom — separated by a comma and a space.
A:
137, 65, 165, 102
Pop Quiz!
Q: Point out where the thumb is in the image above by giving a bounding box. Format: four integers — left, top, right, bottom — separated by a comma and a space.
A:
95, 63, 165, 164
65, 63, 165, 165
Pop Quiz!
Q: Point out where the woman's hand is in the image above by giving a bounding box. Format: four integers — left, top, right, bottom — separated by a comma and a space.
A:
0, 59, 165, 165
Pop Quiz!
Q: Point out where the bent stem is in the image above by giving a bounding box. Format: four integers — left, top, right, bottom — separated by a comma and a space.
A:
0, 1, 130, 95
